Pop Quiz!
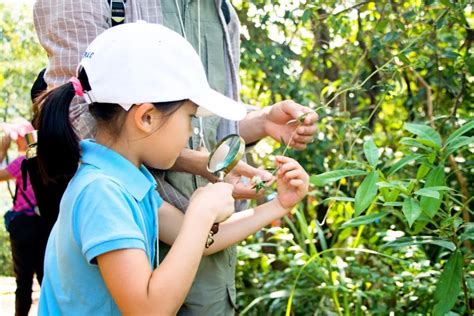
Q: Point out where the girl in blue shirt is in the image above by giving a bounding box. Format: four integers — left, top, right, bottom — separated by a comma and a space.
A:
35, 22, 309, 315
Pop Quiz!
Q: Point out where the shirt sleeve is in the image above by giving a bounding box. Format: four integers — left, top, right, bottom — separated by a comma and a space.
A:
6, 156, 25, 178
33, 0, 110, 88
73, 178, 147, 264
33, 0, 110, 139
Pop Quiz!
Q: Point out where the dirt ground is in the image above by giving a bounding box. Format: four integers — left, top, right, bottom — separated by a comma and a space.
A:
0, 276, 39, 316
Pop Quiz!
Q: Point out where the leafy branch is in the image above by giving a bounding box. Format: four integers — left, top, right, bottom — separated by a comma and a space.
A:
252, 112, 312, 193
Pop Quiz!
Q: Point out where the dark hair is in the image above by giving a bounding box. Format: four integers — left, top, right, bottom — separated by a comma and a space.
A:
31, 69, 48, 128
31, 68, 47, 103
36, 68, 184, 184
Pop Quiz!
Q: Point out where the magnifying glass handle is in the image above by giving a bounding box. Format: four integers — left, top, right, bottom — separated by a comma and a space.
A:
217, 171, 225, 182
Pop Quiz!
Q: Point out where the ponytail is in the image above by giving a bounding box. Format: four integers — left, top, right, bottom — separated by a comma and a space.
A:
36, 82, 80, 184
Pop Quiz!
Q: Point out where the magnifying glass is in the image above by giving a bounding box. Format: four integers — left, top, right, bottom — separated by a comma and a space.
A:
204, 134, 245, 248
207, 134, 245, 181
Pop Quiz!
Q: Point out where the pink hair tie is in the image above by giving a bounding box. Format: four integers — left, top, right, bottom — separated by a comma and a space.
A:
69, 77, 84, 96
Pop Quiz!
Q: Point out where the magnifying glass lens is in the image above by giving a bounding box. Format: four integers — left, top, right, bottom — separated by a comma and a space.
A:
207, 134, 245, 176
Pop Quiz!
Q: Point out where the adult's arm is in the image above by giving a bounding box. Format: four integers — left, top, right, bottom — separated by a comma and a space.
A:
0, 133, 13, 181
0, 170, 14, 182
169, 148, 273, 200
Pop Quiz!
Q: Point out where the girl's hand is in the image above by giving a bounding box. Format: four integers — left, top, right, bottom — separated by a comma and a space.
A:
275, 156, 309, 210
189, 182, 235, 223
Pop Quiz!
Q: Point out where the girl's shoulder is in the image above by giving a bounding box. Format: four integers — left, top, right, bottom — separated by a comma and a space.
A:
66, 166, 131, 205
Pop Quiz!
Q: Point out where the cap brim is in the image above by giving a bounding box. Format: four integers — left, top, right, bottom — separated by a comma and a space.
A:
190, 89, 246, 121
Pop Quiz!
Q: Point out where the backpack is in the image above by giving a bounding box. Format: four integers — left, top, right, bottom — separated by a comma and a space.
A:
21, 158, 70, 230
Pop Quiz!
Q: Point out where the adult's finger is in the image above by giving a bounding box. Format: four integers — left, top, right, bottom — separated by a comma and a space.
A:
296, 125, 317, 137
232, 182, 265, 200
234, 161, 272, 182
303, 111, 318, 125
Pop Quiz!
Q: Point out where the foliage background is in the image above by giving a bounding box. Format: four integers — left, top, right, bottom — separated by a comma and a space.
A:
0, 0, 472, 314
233, 0, 473, 315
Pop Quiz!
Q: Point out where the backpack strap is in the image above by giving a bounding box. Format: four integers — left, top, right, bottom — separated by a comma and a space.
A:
108, 0, 127, 27
12, 183, 18, 206
19, 159, 37, 213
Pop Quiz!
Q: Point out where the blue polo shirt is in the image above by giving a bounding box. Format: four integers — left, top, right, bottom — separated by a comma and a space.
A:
39, 139, 162, 315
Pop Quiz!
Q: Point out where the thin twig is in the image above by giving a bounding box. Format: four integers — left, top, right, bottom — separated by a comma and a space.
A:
411, 68, 435, 129
318, 1, 371, 21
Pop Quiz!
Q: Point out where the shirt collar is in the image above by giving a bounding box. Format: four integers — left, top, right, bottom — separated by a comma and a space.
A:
80, 139, 156, 201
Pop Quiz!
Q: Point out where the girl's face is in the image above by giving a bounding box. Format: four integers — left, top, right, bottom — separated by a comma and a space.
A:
140, 100, 197, 169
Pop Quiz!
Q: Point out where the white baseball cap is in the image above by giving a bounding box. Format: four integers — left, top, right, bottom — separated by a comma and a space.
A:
79, 21, 246, 121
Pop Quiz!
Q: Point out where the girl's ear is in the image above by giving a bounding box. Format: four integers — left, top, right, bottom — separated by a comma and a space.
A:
133, 103, 160, 134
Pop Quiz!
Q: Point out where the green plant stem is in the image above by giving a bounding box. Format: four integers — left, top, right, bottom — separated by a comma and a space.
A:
461, 266, 473, 315
351, 204, 374, 248
332, 291, 343, 316
327, 260, 343, 316
270, 127, 299, 176
343, 293, 350, 316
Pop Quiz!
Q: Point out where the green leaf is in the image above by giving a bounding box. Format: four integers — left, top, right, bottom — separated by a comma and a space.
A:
375, 19, 389, 32
310, 169, 367, 186
446, 120, 474, 146
354, 172, 379, 216
460, 223, 474, 242
445, 136, 474, 157
341, 212, 388, 228
402, 198, 422, 227
414, 188, 440, 199
415, 138, 443, 149
383, 31, 399, 43
302, 9, 312, 23
363, 138, 379, 166
394, 20, 405, 31
420, 166, 445, 218
404, 123, 442, 149
377, 181, 404, 189
383, 236, 456, 251
440, 0, 455, 9
421, 186, 452, 191
387, 154, 423, 176
400, 137, 433, 151
397, 53, 410, 65
383, 201, 403, 207
433, 250, 463, 316
416, 163, 431, 180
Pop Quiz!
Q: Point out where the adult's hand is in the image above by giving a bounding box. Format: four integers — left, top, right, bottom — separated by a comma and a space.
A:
264, 100, 318, 150
224, 161, 274, 200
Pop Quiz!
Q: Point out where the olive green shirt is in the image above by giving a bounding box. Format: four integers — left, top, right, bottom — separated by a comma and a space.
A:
160, 1, 238, 315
